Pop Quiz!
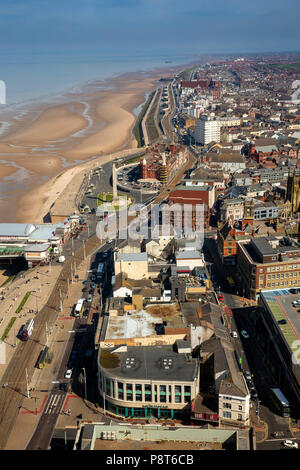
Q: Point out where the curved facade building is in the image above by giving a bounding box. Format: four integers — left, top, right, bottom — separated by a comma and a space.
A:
97, 344, 200, 419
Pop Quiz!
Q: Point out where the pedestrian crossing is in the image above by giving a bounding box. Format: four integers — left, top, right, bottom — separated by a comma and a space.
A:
44, 393, 65, 415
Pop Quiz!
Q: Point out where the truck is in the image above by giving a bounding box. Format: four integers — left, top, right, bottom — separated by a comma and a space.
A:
58, 255, 65, 263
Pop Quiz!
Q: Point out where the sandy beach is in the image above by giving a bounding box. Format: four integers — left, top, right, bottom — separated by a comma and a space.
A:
0, 65, 183, 223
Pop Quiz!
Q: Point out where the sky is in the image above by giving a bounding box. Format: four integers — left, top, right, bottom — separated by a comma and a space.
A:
0, 0, 299, 56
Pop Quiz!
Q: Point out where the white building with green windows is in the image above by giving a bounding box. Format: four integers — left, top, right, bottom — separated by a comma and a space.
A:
98, 344, 200, 420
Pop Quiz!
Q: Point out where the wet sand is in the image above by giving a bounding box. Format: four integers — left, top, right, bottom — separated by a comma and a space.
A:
0, 63, 191, 223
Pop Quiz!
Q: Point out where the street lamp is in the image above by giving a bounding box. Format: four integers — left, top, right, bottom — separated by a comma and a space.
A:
82, 367, 87, 400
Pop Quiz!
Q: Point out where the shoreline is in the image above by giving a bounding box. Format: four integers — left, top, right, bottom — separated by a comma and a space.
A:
0, 60, 197, 223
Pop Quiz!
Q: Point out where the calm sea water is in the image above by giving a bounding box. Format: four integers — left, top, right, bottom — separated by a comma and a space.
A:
0, 50, 200, 107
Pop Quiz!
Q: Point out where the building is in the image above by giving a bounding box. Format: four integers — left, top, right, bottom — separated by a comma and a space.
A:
168, 185, 213, 232
258, 289, 300, 415
219, 199, 244, 223
236, 236, 300, 299
140, 144, 187, 183
287, 170, 300, 213
114, 252, 148, 280
194, 115, 220, 145
98, 343, 199, 420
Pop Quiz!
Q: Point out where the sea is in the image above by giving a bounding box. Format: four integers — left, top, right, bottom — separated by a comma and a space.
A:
0, 49, 201, 109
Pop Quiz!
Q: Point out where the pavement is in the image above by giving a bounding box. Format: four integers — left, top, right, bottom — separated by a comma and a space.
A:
0, 262, 63, 383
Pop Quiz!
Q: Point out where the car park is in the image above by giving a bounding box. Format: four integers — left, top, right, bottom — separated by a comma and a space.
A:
241, 330, 249, 339
282, 440, 298, 449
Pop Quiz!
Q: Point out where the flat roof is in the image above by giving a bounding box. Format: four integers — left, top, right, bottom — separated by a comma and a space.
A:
116, 252, 147, 262
260, 288, 300, 350
0, 223, 36, 238
100, 345, 198, 382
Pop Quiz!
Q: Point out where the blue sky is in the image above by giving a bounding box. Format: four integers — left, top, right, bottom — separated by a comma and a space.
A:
0, 0, 299, 55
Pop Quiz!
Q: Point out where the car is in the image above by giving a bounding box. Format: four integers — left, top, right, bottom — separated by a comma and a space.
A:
59, 382, 68, 391
82, 287, 87, 292
251, 390, 258, 399
65, 369, 73, 379
241, 330, 249, 339
87, 294, 93, 302
292, 300, 300, 306
218, 294, 224, 302
91, 282, 95, 289
91, 275, 96, 281
82, 280, 88, 285
231, 331, 238, 338
278, 319, 287, 325
282, 440, 298, 449
290, 288, 299, 294
244, 371, 252, 381
71, 351, 77, 359
83, 309, 89, 317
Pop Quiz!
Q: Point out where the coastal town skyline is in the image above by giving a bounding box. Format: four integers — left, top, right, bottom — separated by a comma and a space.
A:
0, 0, 299, 455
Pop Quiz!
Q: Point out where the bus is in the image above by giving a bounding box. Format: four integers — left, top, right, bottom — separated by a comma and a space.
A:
270, 388, 290, 417
97, 262, 105, 281
19, 318, 34, 341
74, 298, 85, 317
35, 346, 49, 369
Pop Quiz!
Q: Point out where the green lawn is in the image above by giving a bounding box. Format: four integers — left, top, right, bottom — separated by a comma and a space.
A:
1, 317, 17, 341
270, 63, 300, 71
15, 291, 31, 314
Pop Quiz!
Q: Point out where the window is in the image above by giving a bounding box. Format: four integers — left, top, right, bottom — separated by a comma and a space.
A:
145, 384, 152, 402
223, 411, 231, 419
175, 385, 182, 403
238, 405, 242, 411
126, 383, 133, 401
223, 402, 231, 409
184, 386, 191, 403
160, 385, 167, 403
135, 384, 142, 401
105, 379, 111, 396
238, 414, 243, 421
118, 382, 124, 400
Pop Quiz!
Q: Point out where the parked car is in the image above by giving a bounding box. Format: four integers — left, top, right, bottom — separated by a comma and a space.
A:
65, 369, 73, 379
91, 282, 95, 289
91, 275, 96, 281
218, 294, 224, 302
87, 294, 93, 302
290, 288, 299, 294
241, 330, 249, 339
282, 440, 298, 449
292, 300, 300, 306
248, 381, 255, 391
231, 331, 238, 338
278, 319, 287, 325
251, 390, 258, 399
